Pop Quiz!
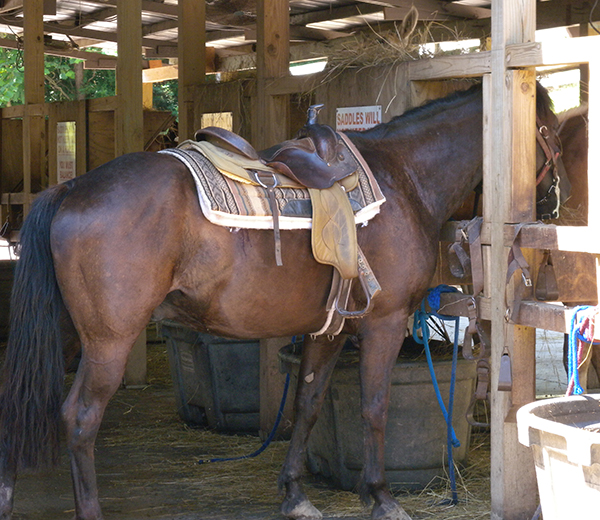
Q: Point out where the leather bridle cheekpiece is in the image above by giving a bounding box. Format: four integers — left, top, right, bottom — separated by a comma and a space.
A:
535, 115, 563, 219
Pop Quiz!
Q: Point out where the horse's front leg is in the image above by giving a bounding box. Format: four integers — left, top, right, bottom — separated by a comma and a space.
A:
279, 334, 345, 520
359, 316, 412, 520
0, 455, 16, 519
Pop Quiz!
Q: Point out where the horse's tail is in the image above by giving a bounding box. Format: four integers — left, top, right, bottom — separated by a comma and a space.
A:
0, 182, 73, 470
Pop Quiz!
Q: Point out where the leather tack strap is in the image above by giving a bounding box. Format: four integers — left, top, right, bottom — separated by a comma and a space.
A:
505, 223, 532, 323
466, 358, 491, 428
253, 171, 282, 266
447, 217, 483, 295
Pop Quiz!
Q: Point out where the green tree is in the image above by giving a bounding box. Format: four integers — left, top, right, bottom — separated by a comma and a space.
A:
153, 79, 178, 117
0, 45, 178, 116
0, 47, 25, 106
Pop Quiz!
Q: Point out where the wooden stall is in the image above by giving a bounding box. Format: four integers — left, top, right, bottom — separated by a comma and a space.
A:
192, 22, 599, 520
1, 0, 599, 517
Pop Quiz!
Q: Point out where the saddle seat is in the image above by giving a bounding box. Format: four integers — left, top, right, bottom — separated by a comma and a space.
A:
195, 124, 358, 190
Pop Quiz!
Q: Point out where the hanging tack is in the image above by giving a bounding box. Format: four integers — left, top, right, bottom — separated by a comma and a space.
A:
498, 347, 513, 391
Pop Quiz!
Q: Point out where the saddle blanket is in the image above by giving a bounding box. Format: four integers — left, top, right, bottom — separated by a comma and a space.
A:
159, 138, 385, 230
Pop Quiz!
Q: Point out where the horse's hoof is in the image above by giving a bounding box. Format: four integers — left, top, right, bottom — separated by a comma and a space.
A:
281, 497, 323, 520
372, 500, 412, 520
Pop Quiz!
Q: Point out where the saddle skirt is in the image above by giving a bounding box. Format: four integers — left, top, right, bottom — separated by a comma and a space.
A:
160, 136, 385, 280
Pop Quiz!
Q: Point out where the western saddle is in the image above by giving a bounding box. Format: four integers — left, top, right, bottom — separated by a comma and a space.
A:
194, 105, 381, 324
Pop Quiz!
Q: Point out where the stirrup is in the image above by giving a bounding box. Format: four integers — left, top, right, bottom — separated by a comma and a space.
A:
335, 273, 372, 318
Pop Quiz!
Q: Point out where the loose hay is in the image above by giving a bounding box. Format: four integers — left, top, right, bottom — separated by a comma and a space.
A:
93, 336, 492, 519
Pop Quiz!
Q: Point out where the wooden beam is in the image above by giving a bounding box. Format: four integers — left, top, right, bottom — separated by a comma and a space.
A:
588, 55, 600, 233
506, 36, 600, 68
245, 25, 351, 42
255, 0, 290, 438
143, 49, 215, 83
290, 3, 384, 25
488, 0, 538, 512
0, 36, 120, 64
115, 0, 144, 156
1, 14, 178, 52
115, 0, 146, 386
384, 1, 490, 21
438, 292, 600, 338
254, 0, 290, 148
49, 0, 179, 18
178, 0, 206, 141
23, 0, 46, 214
500, 223, 600, 255
408, 51, 490, 80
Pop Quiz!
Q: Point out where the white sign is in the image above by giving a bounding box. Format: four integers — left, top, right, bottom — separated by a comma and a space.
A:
335, 105, 382, 131
57, 121, 76, 184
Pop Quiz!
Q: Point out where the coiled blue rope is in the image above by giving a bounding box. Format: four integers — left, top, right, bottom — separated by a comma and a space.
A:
567, 306, 600, 396
412, 284, 461, 505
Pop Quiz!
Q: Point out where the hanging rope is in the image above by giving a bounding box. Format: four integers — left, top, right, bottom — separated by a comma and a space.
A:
198, 335, 300, 465
413, 284, 462, 505
198, 372, 290, 464
567, 305, 600, 396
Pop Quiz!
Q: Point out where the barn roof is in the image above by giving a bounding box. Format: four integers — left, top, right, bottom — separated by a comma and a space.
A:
0, 0, 593, 73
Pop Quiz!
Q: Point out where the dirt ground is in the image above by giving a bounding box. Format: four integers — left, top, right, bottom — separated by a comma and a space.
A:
4, 333, 492, 520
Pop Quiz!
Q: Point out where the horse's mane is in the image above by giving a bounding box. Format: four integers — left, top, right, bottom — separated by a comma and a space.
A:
536, 82, 555, 120
347, 82, 482, 140
347, 80, 555, 141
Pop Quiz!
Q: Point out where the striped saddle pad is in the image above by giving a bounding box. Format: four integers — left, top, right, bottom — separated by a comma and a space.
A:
160, 138, 385, 231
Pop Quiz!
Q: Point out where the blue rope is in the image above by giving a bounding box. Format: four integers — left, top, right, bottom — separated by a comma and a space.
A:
199, 336, 301, 464
412, 284, 460, 505
198, 363, 292, 464
567, 306, 598, 396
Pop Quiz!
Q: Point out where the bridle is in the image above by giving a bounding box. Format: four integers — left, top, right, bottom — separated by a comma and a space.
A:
535, 115, 563, 220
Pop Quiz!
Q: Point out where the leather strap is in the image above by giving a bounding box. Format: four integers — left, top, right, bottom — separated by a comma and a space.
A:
253, 171, 282, 266
505, 223, 532, 323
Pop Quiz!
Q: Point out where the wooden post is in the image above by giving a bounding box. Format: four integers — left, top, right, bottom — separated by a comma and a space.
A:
255, 0, 290, 437
116, 0, 147, 387
116, 0, 143, 157
487, 0, 539, 514
254, 0, 290, 149
587, 55, 599, 231
178, 0, 206, 141
23, 0, 46, 213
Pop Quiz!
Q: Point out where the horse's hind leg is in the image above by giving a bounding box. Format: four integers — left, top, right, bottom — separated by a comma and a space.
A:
61, 339, 136, 520
280, 335, 345, 520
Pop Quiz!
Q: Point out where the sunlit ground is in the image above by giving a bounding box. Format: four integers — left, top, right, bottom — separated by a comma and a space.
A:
0, 239, 16, 261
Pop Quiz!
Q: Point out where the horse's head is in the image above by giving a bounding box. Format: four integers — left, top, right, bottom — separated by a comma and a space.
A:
535, 85, 571, 220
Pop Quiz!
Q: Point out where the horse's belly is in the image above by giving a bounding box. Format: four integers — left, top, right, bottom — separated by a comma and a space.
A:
153, 268, 333, 339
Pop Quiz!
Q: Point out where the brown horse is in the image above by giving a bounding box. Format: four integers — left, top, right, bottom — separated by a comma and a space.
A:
452, 83, 570, 221
557, 105, 588, 223
0, 82, 565, 520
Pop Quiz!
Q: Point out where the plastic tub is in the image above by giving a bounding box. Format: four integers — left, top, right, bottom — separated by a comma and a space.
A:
517, 394, 600, 520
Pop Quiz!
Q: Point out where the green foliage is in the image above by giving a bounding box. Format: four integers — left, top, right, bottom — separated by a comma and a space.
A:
0, 47, 25, 106
80, 68, 116, 100
0, 45, 178, 116
44, 55, 80, 102
153, 79, 178, 117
